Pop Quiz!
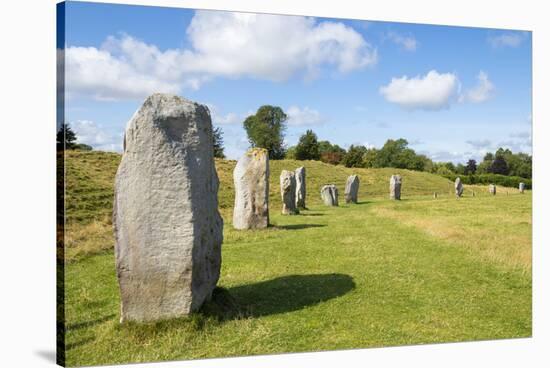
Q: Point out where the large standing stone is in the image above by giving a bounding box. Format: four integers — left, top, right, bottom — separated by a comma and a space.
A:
345, 175, 360, 204
280, 170, 299, 214
233, 148, 270, 229
519, 182, 525, 193
390, 175, 402, 200
455, 177, 464, 198
113, 94, 223, 323
321, 184, 339, 206
489, 184, 497, 195
295, 166, 306, 209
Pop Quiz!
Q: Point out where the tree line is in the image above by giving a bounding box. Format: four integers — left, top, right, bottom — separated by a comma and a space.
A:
57, 105, 532, 181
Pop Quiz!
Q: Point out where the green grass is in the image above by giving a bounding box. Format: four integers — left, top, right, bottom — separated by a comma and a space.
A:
62, 151, 532, 366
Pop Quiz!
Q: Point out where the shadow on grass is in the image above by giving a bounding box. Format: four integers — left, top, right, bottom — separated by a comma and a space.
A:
201, 273, 355, 321
276, 224, 327, 230
66, 314, 116, 331
300, 212, 325, 216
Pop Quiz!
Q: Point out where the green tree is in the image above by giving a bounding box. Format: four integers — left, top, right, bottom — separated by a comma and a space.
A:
465, 159, 477, 174
212, 126, 225, 159
285, 146, 297, 159
75, 143, 93, 151
243, 105, 287, 159
373, 138, 427, 171
57, 123, 77, 150
294, 130, 320, 160
318, 140, 346, 165
342, 145, 367, 168
362, 148, 379, 168
489, 155, 509, 175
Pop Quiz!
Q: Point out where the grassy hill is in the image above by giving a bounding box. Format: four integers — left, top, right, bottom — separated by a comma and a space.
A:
65, 150, 455, 224
63, 150, 456, 261
61, 150, 531, 366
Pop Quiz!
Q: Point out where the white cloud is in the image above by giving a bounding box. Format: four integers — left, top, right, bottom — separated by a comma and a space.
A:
459, 71, 494, 103
386, 31, 417, 51
206, 104, 242, 125
466, 139, 492, 150
71, 120, 123, 152
65, 11, 377, 101
286, 106, 325, 126
488, 31, 528, 48
379, 70, 459, 110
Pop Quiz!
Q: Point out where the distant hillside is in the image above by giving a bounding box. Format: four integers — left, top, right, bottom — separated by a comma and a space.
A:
64, 150, 454, 225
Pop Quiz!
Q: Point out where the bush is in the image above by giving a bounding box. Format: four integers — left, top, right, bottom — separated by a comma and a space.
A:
442, 173, 531, 189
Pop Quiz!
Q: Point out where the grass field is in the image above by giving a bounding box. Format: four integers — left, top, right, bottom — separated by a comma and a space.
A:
61, 151, 532, 366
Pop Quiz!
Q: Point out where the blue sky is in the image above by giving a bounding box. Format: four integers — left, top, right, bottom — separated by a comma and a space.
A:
62, 1, 532, 163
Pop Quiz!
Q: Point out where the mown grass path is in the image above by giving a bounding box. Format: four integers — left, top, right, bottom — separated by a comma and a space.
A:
64, 194, 531, 366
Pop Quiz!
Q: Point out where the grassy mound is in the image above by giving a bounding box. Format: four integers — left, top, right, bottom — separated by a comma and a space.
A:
61, 150, 531, 366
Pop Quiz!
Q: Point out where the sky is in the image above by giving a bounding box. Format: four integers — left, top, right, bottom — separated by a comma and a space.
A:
60, 1, 532, 163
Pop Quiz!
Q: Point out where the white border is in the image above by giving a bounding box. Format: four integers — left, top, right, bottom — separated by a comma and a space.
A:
0, 0, 548, 367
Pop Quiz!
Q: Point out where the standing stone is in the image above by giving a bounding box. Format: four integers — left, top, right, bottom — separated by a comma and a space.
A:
433, 192, 438, 199
295, 166, 306, 209
390, 175, 402, 200
233, 148, 269, 229
489, 184, 497, 195
280, 170, 299, 215
455, 177, 464, 198
519, 182, 525, 193
113, 94, 223, 322
321, 184, 339, 206
345, 175, 360, 204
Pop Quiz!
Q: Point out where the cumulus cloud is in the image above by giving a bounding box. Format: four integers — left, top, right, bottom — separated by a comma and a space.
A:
488, 31, 528, 48
386, 31, 417, 51
206, 104, 242, 125
426, 150, 472, 163
71, 120, 123, 151
65, 11, 377, 101
286, 106, 325, 126
459, 71, 494, 103
379, 70, 459, 110
466, 139, 492, 150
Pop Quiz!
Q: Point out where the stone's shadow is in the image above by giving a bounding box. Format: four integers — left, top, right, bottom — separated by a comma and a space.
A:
201, 273, 355, 321
34, 350, 56, 363
276, 224, 327, 230
66, 337, 95, 351
355, 201, 373, 205
66, 314, 116, 331
300, 213, 325, 216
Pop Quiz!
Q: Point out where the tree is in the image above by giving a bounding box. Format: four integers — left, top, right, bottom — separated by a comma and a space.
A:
362, 148, 378, 168
465, 159, 477, 175
455, 163, 466, 175
294, 130, 320, 160
285, 146, 297, 159
243, 105, 287, 159
75, 143, 93, 151
372, 138, 427, 171
318, 140, 346, 165
212, 126, 225, 159
57, 123, 77, 150
342, 145, 367, 168
489, 155, 509, 175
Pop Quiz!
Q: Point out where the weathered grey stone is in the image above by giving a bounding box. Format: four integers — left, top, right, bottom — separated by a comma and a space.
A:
233, 148, 269, 229
280, 170, 299, 215
455, 177, 464, 197
489, 184, 497, 195
519, 182, 525, 193
295, 166, 306, 209
321, 184, 339, 206
390, 175, 402, 200
345, 175, 360, 204
113, 93, 223, 323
